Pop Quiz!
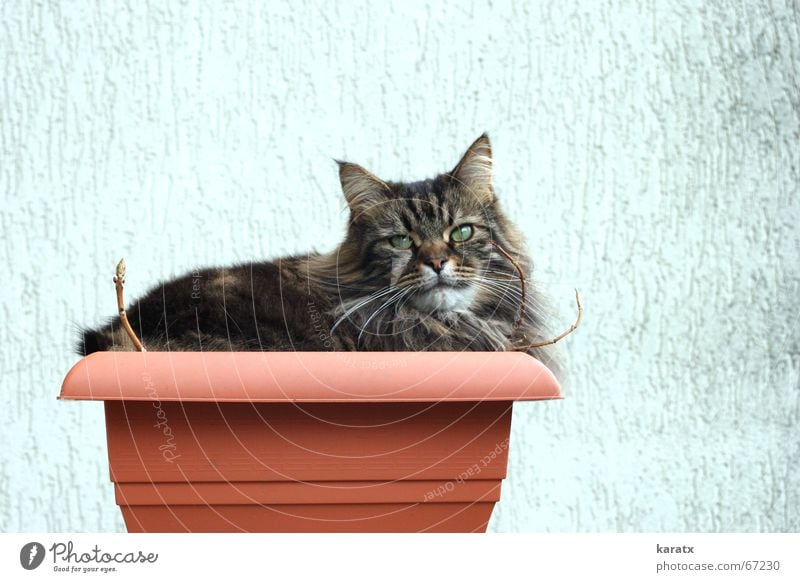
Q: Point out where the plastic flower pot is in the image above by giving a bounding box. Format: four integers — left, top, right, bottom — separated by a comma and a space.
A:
59, 351, 560, 533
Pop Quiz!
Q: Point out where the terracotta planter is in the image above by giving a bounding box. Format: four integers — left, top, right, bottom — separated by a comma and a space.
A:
60, 352, 560, 532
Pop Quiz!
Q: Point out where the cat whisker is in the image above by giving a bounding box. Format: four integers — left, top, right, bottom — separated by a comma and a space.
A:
455, 274, 521, 287
357, 287, 413, 344
455, 267, 519, 281
452, 273, 520, 289
478, 277, 526, 293
395, 291, 417, 313
395, 273, 424, 287
468, 279, 525, 305
462, 265, 519, 275
330, 286, 397, 334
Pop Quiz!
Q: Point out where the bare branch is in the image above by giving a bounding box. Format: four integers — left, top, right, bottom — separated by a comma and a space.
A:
113, 258, 146, 352
490, 240, 526, 330
514, 289, 582, 350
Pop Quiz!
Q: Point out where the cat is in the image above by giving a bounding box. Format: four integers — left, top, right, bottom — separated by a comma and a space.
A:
78, 134, 555, 367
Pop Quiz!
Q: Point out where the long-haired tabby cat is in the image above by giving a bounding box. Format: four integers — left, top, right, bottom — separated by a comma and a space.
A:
78, 134, 555, 367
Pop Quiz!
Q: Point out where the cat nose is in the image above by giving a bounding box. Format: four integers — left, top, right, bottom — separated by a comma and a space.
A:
426, 257, 446, 273
418, 242, 450, 274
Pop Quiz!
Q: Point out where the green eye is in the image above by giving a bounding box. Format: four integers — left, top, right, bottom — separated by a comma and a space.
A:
389, 234, 413, 250
450, 224, 474, 243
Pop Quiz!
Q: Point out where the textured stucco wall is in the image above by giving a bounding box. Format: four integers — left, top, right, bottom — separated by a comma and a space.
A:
1, 0, 798, 532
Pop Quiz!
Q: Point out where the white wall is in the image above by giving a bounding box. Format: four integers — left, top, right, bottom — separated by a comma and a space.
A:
1, 0, 798, 532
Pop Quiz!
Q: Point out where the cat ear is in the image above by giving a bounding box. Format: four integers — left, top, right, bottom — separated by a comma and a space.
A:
450, 133, 494, 202
337, 161, 391, 220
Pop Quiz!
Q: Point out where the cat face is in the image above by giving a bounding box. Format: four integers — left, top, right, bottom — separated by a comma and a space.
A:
337, 134, 524, 316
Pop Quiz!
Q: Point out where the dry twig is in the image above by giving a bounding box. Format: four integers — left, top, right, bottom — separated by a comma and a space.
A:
490, 240, 527, 330
113, 258, 146, 352
490, 240, 582, 351
514, 289, 582, 350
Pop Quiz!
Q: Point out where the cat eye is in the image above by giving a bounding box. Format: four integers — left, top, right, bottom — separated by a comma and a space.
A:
389, 234, 413, 250
450, 224, 474, 243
